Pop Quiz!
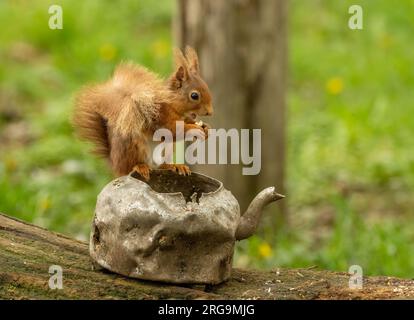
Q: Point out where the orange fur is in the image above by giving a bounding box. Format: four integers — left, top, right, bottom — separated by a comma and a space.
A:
73, 46, 213, 178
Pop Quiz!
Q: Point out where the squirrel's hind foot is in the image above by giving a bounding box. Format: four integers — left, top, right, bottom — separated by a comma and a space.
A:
132, 164, 151, 181
159, 164, 191, 176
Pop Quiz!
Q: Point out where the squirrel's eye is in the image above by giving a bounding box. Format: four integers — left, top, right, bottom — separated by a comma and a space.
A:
190, 91, 200, 101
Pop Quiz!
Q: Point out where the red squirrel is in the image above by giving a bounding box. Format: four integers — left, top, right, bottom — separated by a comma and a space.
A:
73, 46, 213, 180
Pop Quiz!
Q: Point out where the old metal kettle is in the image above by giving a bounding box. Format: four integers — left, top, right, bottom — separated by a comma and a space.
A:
90, 170, 284, 284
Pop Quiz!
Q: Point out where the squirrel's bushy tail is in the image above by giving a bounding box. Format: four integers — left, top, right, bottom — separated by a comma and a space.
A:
73, 89, 110, 158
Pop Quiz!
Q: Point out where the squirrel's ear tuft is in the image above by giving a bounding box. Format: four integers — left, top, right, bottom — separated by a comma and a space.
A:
185, 46, 200, 74
173, 48, 189, 82
175, 65, 187, 82
174, 48, 188, 69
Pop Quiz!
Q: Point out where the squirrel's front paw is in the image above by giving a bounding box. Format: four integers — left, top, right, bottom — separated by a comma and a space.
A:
132, 164, 151, 181
184, 123, 207, 141
199, 121, 210, 139
159, 164, 191, 176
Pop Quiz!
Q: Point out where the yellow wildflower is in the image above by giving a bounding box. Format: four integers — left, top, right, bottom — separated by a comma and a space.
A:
379, 33, 393, 49
326, 77, 344, 95
4, 158, 17, 172
40, 197, 51, 211
258, 242, 272, 258
99, 43, 117, 61
151, 40, 169, 59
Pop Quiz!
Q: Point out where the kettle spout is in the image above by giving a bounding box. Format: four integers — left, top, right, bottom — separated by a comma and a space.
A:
235, 187, 285, 240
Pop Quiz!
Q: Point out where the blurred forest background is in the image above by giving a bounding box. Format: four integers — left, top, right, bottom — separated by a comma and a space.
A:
1, 0, 413, 277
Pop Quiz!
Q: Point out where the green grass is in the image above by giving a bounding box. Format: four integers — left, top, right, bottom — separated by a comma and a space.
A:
1, 0, 413, 277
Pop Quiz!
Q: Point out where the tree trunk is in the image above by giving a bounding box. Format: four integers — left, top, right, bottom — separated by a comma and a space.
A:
174, 0, 288, 230
1, 212, 413, 300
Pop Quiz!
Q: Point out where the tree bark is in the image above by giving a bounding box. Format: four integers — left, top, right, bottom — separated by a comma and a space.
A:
1, 212, 413, 300
174, 0, 288, 229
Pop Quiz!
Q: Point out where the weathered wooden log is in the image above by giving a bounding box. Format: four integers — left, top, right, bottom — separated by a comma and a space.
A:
0, 212, 413, 300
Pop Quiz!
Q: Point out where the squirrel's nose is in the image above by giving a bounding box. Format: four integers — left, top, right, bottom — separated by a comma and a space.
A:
205, 104, 213, 116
